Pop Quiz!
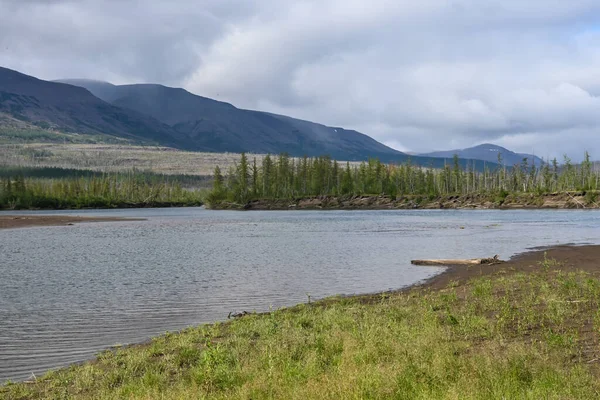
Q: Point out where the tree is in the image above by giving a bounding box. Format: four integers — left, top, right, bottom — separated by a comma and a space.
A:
213, 166, 224, 192
206, 151, 600, 207
4, 176, 12, 195
341, 162, 353, 195
262, 154, 273, 197
552, 158, 559, 189
452, 154, 462, 193
251, 158, 258, 196
582, 151, 592, 190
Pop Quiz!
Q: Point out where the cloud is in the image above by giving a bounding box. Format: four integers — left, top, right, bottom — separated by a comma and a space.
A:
2, 0, 600, 160
1, 0, 255, 83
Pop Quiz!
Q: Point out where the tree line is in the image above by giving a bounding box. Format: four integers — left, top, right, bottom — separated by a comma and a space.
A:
0, 166, 212, 188
207, 152, 600, 204
0, 173, 206, 209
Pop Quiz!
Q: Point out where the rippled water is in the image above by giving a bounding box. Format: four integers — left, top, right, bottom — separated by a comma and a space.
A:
1, 208, 599, 383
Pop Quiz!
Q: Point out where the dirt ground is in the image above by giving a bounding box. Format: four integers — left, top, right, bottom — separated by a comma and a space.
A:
413, 244, 600, 291
0, 215, 144, 229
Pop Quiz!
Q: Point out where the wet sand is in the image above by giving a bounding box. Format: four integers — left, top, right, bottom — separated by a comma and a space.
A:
0, 215, 144, 229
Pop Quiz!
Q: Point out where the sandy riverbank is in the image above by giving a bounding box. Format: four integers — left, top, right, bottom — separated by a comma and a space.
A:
0, 215, 144, 229
412, 244, 600, 290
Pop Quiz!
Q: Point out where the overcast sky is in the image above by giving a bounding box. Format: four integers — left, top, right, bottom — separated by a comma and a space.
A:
2, 0, 600, 160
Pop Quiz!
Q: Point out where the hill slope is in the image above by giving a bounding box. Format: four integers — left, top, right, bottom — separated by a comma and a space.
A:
56, 79, 120, 104
0, 68, 188, 147
420, 144, 545, 166
56, 80, 406, 161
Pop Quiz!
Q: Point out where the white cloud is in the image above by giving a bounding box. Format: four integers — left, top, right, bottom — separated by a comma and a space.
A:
2, 0, 600, 160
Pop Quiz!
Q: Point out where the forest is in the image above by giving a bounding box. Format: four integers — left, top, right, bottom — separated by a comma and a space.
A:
3, 152, 599, 210
0, 168, 206, 209
207, 152, 600, 205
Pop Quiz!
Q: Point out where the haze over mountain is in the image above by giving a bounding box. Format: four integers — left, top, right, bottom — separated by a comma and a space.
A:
419, 144, 545, 167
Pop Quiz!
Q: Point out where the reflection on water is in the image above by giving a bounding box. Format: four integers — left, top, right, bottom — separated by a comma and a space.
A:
1, 208, 599, 382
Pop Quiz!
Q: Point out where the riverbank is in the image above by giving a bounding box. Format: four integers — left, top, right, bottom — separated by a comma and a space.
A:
0, 215, 144, 229
2, 244, 600, 399
0, 200, 204, 212
212, 191, 600, 210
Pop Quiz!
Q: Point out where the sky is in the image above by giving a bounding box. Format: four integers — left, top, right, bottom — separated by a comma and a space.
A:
2, 0, 600, 161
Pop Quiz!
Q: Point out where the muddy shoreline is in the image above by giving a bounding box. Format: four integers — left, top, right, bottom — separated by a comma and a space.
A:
0, 215, 144, 229
399, 244, 600, 293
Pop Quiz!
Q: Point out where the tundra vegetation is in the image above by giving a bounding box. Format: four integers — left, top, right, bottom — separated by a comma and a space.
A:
2, 260, 600, 399
207, 152, 600, 206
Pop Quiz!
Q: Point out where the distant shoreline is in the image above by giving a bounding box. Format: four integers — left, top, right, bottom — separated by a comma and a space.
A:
210, 191, 600, 210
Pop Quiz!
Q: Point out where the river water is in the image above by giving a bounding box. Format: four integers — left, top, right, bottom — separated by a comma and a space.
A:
1, 208, 599, 383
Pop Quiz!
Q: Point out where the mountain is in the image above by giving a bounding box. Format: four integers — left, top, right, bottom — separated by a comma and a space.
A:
56, 79, 119, 104
55, 80, 408, 161
0, 67, 189, 147
419, 144, 545, 166
1, 67, 500, 169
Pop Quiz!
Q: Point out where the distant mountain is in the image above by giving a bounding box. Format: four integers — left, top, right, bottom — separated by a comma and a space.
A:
55, 80, 408, 161
57, 79, 119, 104
1, 67, 499, 169
0, 67, 188, 147
419, 144, 545, 166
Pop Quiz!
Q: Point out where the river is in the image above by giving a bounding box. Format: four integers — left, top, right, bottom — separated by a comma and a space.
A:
1, 208, 599, 382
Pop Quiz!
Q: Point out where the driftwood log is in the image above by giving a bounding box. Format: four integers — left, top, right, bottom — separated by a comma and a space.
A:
411, 255, 503, 266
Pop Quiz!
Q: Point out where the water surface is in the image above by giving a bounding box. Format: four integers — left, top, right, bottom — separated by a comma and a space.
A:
1, 208, 599, 382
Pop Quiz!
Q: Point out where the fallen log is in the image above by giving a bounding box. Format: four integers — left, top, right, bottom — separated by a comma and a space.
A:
411, 255, 503, 266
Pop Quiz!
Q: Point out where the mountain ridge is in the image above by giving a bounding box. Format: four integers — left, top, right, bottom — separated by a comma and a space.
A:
56, 79, 405, 161
1, 67, 499, 170
419, 143, 545, 166
4, 69, 405, 159
0, 67, 189, 148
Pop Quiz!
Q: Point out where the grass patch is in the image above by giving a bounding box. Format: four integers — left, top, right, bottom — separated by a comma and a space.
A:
538, 252, 563, 271
2, 269, 600, 399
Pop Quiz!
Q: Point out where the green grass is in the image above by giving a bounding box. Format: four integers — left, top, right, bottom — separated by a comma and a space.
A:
2, 268, 600, 399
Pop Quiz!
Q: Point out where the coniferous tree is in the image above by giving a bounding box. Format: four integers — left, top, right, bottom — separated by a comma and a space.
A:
251, 158, 258, 196
206, 152, 600, 206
